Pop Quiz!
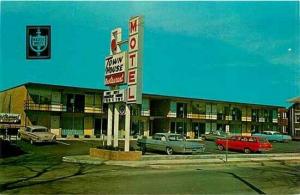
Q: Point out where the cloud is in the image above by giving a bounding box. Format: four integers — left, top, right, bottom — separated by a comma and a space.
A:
126, 2, 300, 67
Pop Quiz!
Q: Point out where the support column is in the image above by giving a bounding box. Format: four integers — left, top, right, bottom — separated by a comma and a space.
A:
113, 104, 119, 148
107, 104, 113, 146
125, 104, 131, 152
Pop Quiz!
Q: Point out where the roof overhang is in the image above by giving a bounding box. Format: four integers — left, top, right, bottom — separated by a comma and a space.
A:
287, 96, 300, 103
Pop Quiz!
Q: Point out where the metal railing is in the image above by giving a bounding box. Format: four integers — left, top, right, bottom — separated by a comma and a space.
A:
24, 100, 67, 112
24, 100, 103, 113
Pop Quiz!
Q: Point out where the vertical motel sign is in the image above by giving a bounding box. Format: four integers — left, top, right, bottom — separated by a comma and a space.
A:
127, 16, 143, 104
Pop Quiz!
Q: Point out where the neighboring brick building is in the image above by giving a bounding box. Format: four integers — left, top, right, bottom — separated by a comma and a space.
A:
0, 82, 288, 139
288, 96, 300, 138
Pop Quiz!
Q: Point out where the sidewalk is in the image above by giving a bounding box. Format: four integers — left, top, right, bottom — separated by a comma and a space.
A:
62, 153, 300, 168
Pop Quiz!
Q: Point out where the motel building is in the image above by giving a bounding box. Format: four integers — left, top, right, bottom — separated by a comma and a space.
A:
0, 82, 289, 139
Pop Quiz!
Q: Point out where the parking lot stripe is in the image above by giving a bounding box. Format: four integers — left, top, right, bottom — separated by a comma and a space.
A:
56, 141, 70, 145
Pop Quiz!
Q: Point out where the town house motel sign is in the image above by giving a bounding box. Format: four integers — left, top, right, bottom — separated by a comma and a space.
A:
103, 16, 144, 151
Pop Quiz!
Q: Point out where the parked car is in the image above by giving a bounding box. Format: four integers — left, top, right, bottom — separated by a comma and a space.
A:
252, 131, 292, 142
18, 126, 56, 144
201, 130, 227, 141
215, 135, 272, 153
137, 133, 205, 155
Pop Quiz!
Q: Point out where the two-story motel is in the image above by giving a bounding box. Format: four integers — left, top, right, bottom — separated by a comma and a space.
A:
0, 82, 289, 139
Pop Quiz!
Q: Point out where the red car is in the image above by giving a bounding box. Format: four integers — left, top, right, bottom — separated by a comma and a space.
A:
215, 135, 272, 153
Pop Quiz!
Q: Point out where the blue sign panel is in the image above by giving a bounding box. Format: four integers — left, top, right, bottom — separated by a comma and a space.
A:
26, 26, 51, 59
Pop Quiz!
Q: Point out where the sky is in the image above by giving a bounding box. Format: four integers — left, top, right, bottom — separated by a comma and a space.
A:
1, 1, 299, 107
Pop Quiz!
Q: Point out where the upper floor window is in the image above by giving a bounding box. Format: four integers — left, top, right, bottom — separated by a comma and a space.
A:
232, 107, 241, 121
252, 109, 259, 122
177, 103, 187, 118
29, 93, 51, 104
131, 105, 141, 116
295, 114, 300, 123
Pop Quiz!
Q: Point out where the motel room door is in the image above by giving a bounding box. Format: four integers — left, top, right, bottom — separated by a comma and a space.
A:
94, 118, 107, 136
50, 116, 60, 136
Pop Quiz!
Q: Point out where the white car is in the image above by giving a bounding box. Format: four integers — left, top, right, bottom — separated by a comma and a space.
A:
18, 126, 56, 144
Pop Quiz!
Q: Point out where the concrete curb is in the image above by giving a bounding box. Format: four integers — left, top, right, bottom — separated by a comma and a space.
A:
141, 153, 300, 160
62, 153, 300, 167
62, 155, 105, 165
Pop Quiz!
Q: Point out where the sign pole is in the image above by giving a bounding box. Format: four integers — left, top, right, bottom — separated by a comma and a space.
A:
103, 16, 143, 152
113, 103, 119, 148
125, 104, 131, 152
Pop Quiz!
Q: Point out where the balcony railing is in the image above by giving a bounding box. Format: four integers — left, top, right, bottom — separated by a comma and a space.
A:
151, 111, 168, 117
24, 100, 67, 112
187, 113, 206, 119
167, 112, 176, 118
141, 110, 150, 116
24, 100, 103, 114
84, 105, 103, 114
242, 117, 252, 122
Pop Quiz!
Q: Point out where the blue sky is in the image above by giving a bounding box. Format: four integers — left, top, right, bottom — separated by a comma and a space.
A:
1, 1, 299, 107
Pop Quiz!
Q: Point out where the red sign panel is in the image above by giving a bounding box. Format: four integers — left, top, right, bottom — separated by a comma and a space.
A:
105, 72, 125, 86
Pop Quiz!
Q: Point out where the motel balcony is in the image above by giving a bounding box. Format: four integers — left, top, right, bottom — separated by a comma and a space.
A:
84, 104, 103, 114
141, 110, 150, 117
151, 111, 168, 117
24, 100, 67, 112
24, 100, 103, 114
187, 113, 208, 119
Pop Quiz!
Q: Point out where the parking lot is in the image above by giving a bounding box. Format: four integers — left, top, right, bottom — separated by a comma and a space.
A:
0, 139, 300, 194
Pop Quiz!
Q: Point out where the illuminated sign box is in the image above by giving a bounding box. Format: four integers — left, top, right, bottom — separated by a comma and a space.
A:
103, 89, 126, 103
127, 16, 143, 104
105, 52, 127, 86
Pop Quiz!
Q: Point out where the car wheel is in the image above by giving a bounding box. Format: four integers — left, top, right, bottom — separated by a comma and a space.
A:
30, 139, 34, 145
166, 147, 173, 155
244, 148, 251, 154
218, 144, 224, 151
141, 144, 146, 155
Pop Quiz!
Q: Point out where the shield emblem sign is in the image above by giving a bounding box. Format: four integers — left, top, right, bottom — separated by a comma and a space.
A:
26, 26, 51, 59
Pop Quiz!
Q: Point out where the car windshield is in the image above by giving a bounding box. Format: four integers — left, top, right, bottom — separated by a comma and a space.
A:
168, 135, 185, 141
32, 128, 48, 133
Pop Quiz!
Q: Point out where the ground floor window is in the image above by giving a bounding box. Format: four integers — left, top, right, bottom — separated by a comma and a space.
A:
217, 124, 226, 132
131, 120, 144, 137
230, 124, 242, 134
192, 122, 205, 138
251, 125, 260, 133
205, 122, 217, 133
170, 122, 187, 136
61, 116, 84, 136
